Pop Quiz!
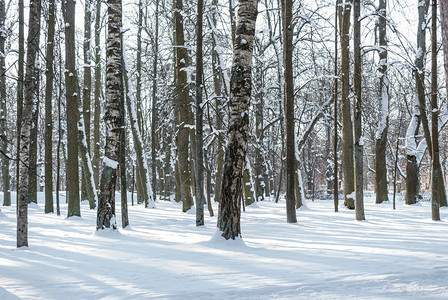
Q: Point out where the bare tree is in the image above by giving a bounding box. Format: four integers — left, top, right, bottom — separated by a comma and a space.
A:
217, 0, 259, 240
18, 0, 42, 248
97, 0, 123, 230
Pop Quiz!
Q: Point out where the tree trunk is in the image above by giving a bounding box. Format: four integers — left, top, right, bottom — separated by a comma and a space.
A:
431, 0, 441, 220
374, 0, 389, 204
339, 0, 354, 209
16, 0, 24, 206
151, 0, 159, 202
353, 0, 365, 220
44, 0, 56, 213
174, 0, 193, 212
18, 0, 42, 248
120, 75, 128, 228
334, 0, 340, 212
0, 0, 10, 207
217, 0, 259, 240
65, 0, 81, 217
81, 0, 92, 202
210, 0, 225, 203
135, 0, 144, 204
93, 0, 101, 188
437, 0, 448, 207
97, 0, 123, 230
282, 0, 297, 223
254, 56, 265, 202
195, 0, 205, 226
122, 41, 155, 209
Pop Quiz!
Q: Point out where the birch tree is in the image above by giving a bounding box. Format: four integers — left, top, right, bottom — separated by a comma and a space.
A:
217, 0, 259, 240
97, 0, 124, 230
18, 0, 42, 248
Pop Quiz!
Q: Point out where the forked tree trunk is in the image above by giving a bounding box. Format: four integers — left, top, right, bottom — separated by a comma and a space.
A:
217, 0, 259, 240
18, 0, 42, 248
97, 0, 123, 230
44, 0, 56, 213
374, 0, 389, 204
353, 0, 365, 220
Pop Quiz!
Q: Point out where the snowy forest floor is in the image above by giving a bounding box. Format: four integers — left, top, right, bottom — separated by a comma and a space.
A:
0, 192, 448, 299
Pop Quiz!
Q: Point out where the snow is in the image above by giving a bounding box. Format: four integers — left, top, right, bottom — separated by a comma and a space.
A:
1, 192, 448, 299
102, 156, 119, 169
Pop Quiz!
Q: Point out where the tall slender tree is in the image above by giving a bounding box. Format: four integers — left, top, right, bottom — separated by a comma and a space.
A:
333, 0, 340, 212
81, 0, 92, 202
339, 0, 354, 209
65, 0, 80, 217
217, 0, 259, 240
374, 0, 389, 204
282, 0, 297, 223
430, 0, 440, 220
151, 0, 159, 203
16, 0, 24, 206
18, 0, 42, 248
195, 0, 204, 226
0, 0, 10, 207
174, 0, 193, 212
93, 0, 101, 188
97, 0, 124, 230
44, 0, 56, 213
353, 0, 365, 220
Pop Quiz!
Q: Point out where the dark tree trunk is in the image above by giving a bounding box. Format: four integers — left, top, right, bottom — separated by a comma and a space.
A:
374, 0, 389, 204
44, 0, 56, 213
195, 0, 205, 226
0, 0, 10, 207
282, 0, 297, 223
353, 0, 365, 220
151, 0, 159, 203
339, 0, 354, 209
431, 0, 441, 220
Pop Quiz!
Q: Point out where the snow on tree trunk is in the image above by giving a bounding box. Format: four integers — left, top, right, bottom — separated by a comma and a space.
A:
97, 0, 123, 230
374, 0, 389, 204
339, 0, 355, 209
122, 40, 155, 209
17, 0, 41, 247
217, 0, 259, 240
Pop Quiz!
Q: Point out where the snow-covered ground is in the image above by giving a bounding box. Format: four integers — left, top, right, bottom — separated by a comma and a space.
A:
0, 192, 447, 299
